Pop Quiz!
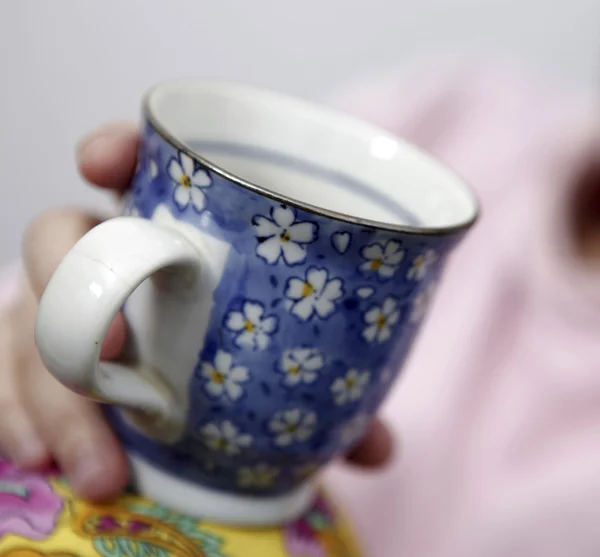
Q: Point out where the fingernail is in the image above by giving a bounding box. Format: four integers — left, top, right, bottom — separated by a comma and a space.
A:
77, 133, 113, 165
77, 124, 137, 163
76, 130, 101, 159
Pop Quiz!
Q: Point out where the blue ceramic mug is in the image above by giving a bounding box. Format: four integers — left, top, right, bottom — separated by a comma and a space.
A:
35, 80, 478, 525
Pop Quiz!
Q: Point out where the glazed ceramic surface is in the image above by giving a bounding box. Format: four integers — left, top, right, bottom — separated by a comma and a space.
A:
35, 80, 478, 525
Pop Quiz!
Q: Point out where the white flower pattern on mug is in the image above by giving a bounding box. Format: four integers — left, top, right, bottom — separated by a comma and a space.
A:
407, 249, 437, 280
150, 159, 158, 178
269, 409, 317, 447
199, 350, 249, 402
122, 192, 140, 217
167, 152, 212, 212
97, 120, 471, 498
359, 240, 405, 279
252, 205, 318, 265
237, 464, 280, 488
125, 202, 140, 217
284, 267, 344, 321
362, 297, 400, 344
198, 420, 252, 455
330, 369, 370, 405
410, 281, 437, 323
279, 347, 325, 386
224, 300, 278, 350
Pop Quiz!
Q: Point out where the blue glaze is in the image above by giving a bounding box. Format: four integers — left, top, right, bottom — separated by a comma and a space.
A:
109, 121, 467, 497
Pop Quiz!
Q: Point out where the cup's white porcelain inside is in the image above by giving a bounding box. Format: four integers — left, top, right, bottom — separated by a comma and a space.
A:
147, 80, 478, 232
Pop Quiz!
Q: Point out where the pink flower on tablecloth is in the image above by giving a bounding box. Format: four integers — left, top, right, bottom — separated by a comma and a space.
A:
286, 521, 324, 557
285, 497, 332, 557
0, 459, 63, 540
95, 514, 152, 534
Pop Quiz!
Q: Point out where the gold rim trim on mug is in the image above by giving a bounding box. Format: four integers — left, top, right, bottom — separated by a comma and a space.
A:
143, 79, 481, 237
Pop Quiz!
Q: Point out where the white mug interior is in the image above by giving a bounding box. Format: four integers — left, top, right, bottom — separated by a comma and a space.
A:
146, 80, 478, 232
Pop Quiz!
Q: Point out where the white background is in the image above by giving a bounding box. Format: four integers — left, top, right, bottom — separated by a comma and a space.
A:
0, 0, 598, 265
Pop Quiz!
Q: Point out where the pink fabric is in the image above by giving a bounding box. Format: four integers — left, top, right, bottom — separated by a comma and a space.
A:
3, 59, 599, 556
324, 61, 600, 557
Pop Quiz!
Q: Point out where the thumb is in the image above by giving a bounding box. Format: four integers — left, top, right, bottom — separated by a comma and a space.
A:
344, 417, 395, 468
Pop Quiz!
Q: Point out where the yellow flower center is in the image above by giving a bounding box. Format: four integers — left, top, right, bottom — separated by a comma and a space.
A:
280, 231, 291, 242
288, 365, 301, 376
211, 370, 225, 385
346, 377, 356, 388
287, 423, 299, 433
414, 255, 425, 268
180, 175, 192, 188
244, 320, 255, 333
370, 258, 383, 270
217, 438, 229, 451
376, 315, 387, 330
302, 282, 314, 297
256, 471, 271, 485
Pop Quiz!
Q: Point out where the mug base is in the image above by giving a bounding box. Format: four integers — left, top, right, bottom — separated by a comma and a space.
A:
129, 453, 317, 526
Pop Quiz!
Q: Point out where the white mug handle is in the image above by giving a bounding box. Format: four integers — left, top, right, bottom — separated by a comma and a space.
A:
35, 217, 202, 420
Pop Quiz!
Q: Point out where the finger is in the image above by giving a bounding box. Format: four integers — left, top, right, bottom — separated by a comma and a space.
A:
344, 418, 395, 468
101, 311, 127, 360
22, 209, 127, 358
20, 347, 129, 500
0, 309, 50, 467
77, 122, 139, 191
15, 278, 129, 499
23, 208, 102, 299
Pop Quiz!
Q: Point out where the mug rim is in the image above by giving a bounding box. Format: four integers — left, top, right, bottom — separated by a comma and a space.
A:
142, 78, 480, 237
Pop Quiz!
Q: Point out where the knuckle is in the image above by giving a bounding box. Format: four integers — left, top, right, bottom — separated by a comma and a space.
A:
22, 208, 102, 296
24, 207, 80, 247
25, 207, 101, 247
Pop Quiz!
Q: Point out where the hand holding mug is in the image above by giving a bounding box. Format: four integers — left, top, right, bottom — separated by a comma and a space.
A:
35, 82, 477, 523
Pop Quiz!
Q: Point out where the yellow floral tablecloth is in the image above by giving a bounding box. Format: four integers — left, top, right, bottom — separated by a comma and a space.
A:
0, 460, 361, 557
